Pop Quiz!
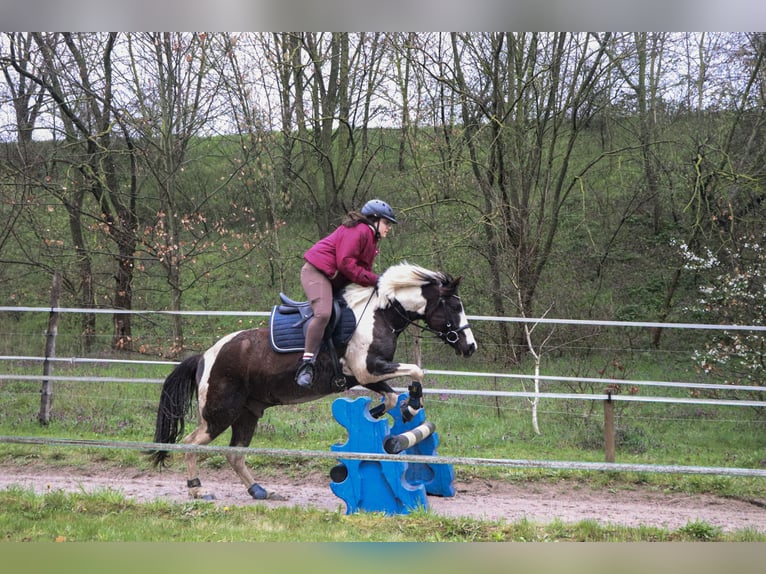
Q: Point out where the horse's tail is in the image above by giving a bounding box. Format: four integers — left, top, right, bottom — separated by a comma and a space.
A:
148, 354, 202, 468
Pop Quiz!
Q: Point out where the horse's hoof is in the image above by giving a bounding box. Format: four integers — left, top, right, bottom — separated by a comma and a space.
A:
248, 482, 268, 499
368, 403, 387, 418
190, 492, 216, 501
248, 482, 287, 500
401, 404, 420, 423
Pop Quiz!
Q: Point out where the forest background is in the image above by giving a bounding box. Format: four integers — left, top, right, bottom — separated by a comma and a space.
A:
1, 32, 765, 389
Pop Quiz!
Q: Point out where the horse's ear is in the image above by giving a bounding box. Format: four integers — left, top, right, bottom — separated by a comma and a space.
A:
442, 275, 461, 295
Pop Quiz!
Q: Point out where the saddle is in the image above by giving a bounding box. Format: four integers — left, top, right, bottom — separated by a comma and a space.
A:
269, 293, 357, 354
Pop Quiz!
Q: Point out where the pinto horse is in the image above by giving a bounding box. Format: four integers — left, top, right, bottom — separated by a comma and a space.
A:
148, 262, 477, 500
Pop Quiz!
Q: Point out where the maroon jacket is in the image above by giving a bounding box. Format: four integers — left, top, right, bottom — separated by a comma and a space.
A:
303, 223, 379, 289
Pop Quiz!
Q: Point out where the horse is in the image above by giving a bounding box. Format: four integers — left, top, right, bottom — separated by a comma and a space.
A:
148, 262, 477, 500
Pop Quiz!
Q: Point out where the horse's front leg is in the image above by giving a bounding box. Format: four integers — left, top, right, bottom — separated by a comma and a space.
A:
381, 362, 425, 422
364, 380, 399, 418
365, 362, 425, 421
400, 380, 423, 422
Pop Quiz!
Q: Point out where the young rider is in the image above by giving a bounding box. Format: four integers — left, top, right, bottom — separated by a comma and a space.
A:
295, 199, 398, 388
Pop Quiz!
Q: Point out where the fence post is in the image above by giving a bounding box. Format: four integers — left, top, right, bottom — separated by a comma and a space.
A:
603, 390, 615, 463
412, 326, 422, 367
39, 272, 61, 425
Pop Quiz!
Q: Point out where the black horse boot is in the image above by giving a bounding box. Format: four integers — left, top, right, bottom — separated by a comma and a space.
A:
295, 358, 315, 388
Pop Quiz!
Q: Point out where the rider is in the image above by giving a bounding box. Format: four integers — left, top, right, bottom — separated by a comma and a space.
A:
295, 199, 398, 388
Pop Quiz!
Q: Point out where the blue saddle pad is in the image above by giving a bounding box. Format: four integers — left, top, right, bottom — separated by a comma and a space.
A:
269, 301, 357, 353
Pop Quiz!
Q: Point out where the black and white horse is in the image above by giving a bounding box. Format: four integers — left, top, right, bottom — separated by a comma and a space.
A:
149, 262, 477, 500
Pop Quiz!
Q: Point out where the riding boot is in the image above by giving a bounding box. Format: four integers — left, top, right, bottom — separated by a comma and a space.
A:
295, 358, 315, 388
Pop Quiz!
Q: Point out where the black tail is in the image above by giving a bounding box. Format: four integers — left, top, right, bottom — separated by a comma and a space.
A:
148, 354, 202, 468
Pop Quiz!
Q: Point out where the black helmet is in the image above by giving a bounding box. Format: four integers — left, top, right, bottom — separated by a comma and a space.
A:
361, 199, 398, 224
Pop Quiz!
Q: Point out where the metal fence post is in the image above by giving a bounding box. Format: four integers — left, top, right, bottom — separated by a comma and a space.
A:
604, 390, 615, 463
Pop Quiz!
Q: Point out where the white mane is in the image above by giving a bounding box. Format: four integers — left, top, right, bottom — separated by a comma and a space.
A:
343, 262, 448, 311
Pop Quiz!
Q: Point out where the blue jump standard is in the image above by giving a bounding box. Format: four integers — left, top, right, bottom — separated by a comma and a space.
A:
329, 393, 455, 515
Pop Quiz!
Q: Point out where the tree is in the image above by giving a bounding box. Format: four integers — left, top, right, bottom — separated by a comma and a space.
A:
657, 33, 766, 345
121, 32, 225, 351
103, 32, 280, 354
0, 33, 48, 286
212, 32, 297, 292
604, 33, 670, 235
446, 32, 611, 360
271, 32, 392, 233
389, 32, 472, 271
4, 32, 138, 350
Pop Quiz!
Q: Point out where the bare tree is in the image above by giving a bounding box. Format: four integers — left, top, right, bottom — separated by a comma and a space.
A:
656, 33, 766, 345
389, 32, 473, 271
3, 32, 137, 350
604, 33, 670, 235
212, 32, 296, 292
0, 33, 47, 265
268, 32, 392, 234
122, 32, 246, 353
445, 32, 611, 359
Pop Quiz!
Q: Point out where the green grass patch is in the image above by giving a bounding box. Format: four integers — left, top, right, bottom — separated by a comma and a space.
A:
0, 487, 762, 542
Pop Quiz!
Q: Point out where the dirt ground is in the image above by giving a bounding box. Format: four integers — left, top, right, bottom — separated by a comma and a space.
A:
1, 462, 764, 533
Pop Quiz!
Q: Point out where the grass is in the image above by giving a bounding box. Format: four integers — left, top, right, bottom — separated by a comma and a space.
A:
0, 486, 763, 542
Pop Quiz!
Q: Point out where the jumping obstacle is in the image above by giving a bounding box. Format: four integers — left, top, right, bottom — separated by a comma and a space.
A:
329, 393, 455, 515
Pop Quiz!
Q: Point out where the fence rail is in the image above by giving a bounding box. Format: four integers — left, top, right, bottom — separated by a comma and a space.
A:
1, 372, 764, 408
5, 304, 766, 331
2, 435, 764, 478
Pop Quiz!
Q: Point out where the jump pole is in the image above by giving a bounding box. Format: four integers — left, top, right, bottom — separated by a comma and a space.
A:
384, 421, 436, 454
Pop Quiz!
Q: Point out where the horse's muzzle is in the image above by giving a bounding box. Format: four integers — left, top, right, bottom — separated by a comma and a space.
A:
456, 341, 477, 357
446, 337, 474, 356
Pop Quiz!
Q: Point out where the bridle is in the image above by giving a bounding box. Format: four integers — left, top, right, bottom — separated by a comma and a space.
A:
389, 294, 471, 345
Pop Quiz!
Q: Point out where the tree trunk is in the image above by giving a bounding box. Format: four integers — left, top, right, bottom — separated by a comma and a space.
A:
65, 187, 96, 351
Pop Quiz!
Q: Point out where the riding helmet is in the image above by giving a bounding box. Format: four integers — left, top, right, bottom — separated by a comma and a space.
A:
361, 199, 398, 224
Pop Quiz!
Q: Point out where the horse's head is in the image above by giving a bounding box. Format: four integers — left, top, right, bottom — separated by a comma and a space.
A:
375, 263, 477, 358
420, 275, 477, 357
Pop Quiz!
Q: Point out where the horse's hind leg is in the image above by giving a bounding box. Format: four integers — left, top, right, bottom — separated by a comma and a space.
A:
226, 410, 260, 497
181, 423, 217, 500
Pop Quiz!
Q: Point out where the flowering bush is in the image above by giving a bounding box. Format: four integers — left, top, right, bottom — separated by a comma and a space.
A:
675, 238, 766, 390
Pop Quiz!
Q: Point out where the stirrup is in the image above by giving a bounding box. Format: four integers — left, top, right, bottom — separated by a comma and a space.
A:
295, 360, 315, 388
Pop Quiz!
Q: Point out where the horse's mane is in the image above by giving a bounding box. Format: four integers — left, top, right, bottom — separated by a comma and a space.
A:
343, 262, 451, 310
